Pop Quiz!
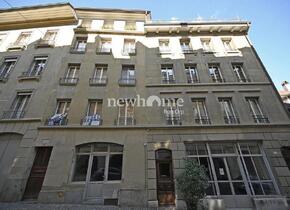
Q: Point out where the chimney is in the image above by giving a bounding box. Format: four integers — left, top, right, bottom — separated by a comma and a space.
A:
282, 81, 290, 91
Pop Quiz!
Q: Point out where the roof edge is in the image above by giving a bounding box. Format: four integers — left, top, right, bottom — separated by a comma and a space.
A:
75, 7, 151, 15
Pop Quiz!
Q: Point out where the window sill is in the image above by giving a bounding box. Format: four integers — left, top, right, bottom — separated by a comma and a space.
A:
146, 82, 271, 87
18, 75, 41, 81
0, 118, 41, 123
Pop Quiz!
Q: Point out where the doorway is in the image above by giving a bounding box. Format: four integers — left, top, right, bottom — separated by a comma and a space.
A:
155, 149, 175, 205
22, 147, 52, 200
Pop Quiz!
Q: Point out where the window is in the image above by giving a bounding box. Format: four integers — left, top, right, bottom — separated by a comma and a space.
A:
23, 56, 47, 77
2, 92, 31, 119
71, 37, 87, 53
164, 98, 182, 125
201, 38, 212, 51
180, 38, 193, 53
90, 64, 108, 85
82, 100, 103, 126
60, 64, 80, 85
102, 20, 114, 30
281, 147, 290, 171
39, 30, 58, 46
117, 99, 135, 125
15, 32, 31, 46
98, 38, 112, 53
161, 64, 175, 83
185, 64, 199, 83
47, 99, 70, 126
222, 38, 235, 51
0, 57, 17, 81
192, 99, 210, 124
125, 21, 136, 30
219, 98, 239, 124
185, 142, 278, 196
232, 64, 248, 82
119, 65, 136, 86
159, 39, 170, 53
246, 97, 269, 123
72, 143, 123, 182
55, 100, 71, 115
208, 64, 224, 83
123, 39, 136, 55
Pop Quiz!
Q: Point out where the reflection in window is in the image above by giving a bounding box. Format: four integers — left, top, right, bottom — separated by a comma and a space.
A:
72, 143, 123, 182
185, 142, 277, 196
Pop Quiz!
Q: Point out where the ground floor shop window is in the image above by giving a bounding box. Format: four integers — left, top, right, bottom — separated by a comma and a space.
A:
72, 143, 123, 182
185, 142, 278, 196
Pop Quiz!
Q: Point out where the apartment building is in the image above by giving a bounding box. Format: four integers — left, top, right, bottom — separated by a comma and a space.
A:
279, 81, 290, 115
0, 3, 290, 210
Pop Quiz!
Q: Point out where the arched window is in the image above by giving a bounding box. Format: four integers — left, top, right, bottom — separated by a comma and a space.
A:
72, 143, 123, 182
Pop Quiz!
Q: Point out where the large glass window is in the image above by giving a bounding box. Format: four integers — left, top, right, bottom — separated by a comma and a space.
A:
123, 39, 136, 55
117, 99, 135, 125
161, 64, 175, 83
185, 64, 199, 83
25, 56, 48, 76
232, 64, 248, 82
3, 92, 31, 119
164, 98, 182, 125
208, 64, 224, 83
219, 98, 239, 124
185, 142, 278, 196
246, 97, 269, 123
72, 143, 123, 182
192, 99, 210, 124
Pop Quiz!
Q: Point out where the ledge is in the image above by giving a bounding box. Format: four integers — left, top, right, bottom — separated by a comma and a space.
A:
146, 82, 271, 88
18, 75, 41, 81
0, 118, 42, 123
37, 123, 290, 130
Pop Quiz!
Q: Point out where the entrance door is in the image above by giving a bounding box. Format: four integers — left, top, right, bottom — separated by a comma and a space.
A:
155, 149, 175, 205
22, 147, 52, 200
84, 155, 106, 201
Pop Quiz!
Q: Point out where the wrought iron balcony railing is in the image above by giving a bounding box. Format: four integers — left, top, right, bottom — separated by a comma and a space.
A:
195, 116, 211, 125
114, 117, 136, 126
36, 39, 55, 48
59, 77, 79, 85
89, 77, 108, 86
118, 78, 136, 86
252, 115, 270, 124
224, 116, 240, 124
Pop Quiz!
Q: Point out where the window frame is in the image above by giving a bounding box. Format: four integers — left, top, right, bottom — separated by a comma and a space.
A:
232, 63, 248, 82
208, 64, 224, 83
192, 98, 211, 125
0, 57, 18, 80
218, 98, 239, 124
185, 64, 199, 83
161, 64, 175, 83
27, 56, 48, 76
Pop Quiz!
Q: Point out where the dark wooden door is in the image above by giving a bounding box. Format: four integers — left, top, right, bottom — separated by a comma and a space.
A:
22, 147, 52, 200
156, 149, 175, 205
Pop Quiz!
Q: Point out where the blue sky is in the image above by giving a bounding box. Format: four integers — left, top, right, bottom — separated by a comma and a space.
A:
0, 0, 289, 89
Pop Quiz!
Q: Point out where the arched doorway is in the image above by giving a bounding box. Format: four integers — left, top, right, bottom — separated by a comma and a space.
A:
155, 149, 175, 205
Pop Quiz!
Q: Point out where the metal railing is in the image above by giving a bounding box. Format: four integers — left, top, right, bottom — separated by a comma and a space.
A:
89, 77, 108, 85
81, 117, 102, 126
70, 47, 86, 54
162, 78, 176, 84
59, 77, 79, 85
165, 115, 182, 125
2, 110, 25, 119
96, 48, 112, 54
187, 78, 199, 83
122, 48, 136, 55
118, 78, 136, 86
224, 116, 240, 124
182, 48, 195, 54
0, 75, 8, 82
114, 117, 136, 126
211, 77, 225, 83
19, 71, 41, 78
195, 116, 211, 125
45, 117, 68, 126
252, 115, 270, 124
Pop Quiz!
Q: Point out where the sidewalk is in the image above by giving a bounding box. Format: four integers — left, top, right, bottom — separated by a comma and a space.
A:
0, 202, 176, 210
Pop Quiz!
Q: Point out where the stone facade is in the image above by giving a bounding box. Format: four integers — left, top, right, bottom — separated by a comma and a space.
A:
0, 3, 290, 210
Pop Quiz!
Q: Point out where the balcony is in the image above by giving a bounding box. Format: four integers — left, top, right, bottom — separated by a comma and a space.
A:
70, 47, 86, 54
162, 78, 176, 84
224, 116, 240, 124
96, 47, 112, 54
181, 47, 195, 54
81, 115, 102, 126
252, 115, 270, 124
18, 71, 41, 81
195, 116, 211, 125
0, 75, 8, 82
115, 117, 136, 126
35, 39, 55, 48
89, 77, 107, 86
118, 78, 136, 86
7, 42, 26, 51
187, 78, 199, 84
159, 47, 171, 54
2, 110, 25, 119
59, 77, 79, 86
45, 114, 68, 126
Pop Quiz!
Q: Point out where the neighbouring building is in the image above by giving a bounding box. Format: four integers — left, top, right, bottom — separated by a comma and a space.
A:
279, 81, 290, 115
0, 3, 290, 210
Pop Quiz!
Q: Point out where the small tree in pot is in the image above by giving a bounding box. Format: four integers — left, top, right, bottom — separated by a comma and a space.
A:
177, 159, 209, 210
